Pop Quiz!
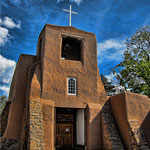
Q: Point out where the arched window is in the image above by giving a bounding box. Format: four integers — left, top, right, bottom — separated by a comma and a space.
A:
67, 77, 76, 95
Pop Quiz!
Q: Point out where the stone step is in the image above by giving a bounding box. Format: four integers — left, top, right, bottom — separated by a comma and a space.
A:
101, 101, 125, 150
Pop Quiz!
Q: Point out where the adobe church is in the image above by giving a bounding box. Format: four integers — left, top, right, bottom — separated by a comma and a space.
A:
1, 24, 150, 150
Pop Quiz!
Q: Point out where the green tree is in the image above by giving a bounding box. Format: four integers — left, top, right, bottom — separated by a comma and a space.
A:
0, 95, 7, 114
115, 26, 150, 97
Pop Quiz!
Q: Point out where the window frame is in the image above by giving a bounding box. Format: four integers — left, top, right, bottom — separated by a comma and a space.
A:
61, 34, 84, 61
67, 77, 77, 95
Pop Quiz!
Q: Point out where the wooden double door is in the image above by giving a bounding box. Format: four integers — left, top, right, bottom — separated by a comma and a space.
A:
56, 123, 73, 148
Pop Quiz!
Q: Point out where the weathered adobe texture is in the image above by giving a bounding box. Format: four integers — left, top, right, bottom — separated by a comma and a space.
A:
28, 24, 107, 150
1, 24, 150, 150
1, 25, 106, 150
32, 24, 106, 106
1, 55, 37, 150
110, 92, 150, 150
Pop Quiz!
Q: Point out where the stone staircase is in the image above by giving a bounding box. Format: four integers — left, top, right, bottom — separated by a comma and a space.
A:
101, 100, 150, 150
101, 101, 125, 150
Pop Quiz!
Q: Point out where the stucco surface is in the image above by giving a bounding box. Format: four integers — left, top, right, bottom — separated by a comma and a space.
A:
4, 55, 37, 140
38, 25, 106, 108
2, 24, 150, 150
86, 103, 102, 150
30, 63, 42, 99
110, 92, 150, 149
41, 99, 54, 150
141, 111, 150, 145
110, 93, 129, 149
125, 92, 150, 124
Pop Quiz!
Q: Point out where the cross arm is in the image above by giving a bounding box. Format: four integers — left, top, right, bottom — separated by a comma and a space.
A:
71, 11, 78, 14
63, 9, 70, 12
63, 9, 78, 14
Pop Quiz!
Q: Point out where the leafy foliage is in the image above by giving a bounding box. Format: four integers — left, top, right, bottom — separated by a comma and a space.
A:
115, 26, 150, 97
0, 95, 7, 114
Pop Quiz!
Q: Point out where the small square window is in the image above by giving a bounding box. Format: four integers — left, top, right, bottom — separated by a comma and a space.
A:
67, 77, 76, 95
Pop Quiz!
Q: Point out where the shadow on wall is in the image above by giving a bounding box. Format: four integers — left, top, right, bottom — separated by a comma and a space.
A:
1, 94, 150, 150
100, 96, 150, 150
140, 111, 150, 146
128, 119, 150, 149
100, 100, 125, 150
127, 111, 150, 149
87, 99, 126, 150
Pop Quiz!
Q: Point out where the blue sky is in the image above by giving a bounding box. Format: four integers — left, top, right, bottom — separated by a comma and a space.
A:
0, 0, 150, 96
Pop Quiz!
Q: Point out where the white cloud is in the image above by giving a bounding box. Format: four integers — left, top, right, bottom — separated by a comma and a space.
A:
105, 74, 112, 82
97, 39, 126, 64
0, 17, 21, 29
0, 85, 10, 96
0, 27, 9, 46
105, 72, 120, 83
57, 0, 82, 5
70, 0, 82, 5
0, 17, 21, 46
0, 55, 16, 96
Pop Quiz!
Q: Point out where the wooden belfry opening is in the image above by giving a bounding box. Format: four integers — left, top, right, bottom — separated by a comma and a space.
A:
61, 36, 82, 61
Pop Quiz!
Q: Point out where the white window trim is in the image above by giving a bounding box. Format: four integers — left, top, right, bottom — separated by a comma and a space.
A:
67, 77, 77, 95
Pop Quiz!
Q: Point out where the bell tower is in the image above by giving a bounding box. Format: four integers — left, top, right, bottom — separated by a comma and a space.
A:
35, 24, 106, 107
32, 24, 106, 149
4, 24, 106, 150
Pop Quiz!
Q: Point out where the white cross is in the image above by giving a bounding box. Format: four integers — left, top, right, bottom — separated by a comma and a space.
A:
63, 5, 78, 26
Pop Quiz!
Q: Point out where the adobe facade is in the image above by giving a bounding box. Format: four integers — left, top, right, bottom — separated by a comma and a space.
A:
0, 24, 150, 150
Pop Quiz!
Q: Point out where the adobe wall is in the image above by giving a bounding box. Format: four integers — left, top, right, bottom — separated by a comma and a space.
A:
38, 25, 106, 108
141, 110, 150, 145
3, 55, 37, 140
110, 93, 129, 148
86, 103, 102, 150
29, 63, 42, 99
97, 68, 106, 104
110, 92, 150, 149
41, 99, 54, 150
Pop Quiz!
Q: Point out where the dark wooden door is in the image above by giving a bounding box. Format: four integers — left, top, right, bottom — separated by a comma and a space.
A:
56, 123, 73, 148
56, 124, 62, 147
